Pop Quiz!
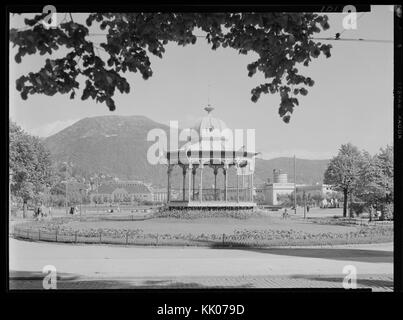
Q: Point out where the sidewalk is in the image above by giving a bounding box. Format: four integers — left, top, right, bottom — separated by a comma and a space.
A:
9, 238, 393, 291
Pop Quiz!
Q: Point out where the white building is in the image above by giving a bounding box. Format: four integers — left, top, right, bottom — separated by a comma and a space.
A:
255, 169, 295, 206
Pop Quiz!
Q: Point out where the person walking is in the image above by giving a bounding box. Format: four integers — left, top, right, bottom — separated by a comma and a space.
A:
34, 205, 40, 219
282, 207, 288, 219
40, 203, 45, 218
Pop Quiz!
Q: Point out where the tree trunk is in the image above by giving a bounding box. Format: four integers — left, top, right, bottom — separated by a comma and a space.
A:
23, 200, 27, 219
349, 192, 353, 218
343, 189, 348, 217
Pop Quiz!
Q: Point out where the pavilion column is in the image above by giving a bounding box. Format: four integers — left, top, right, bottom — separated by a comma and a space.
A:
182, 165, 187, 201
192, 167, 196, 201
248, 174, 252, 202
213, 167, 218, 201
188, 164, 192, 202
236, 165, 239, 203
251, 172, 254, 202
242, 168, 245, 201
223, 166, 228, 202
199, 164, 203, 202
167, 164, 172, 203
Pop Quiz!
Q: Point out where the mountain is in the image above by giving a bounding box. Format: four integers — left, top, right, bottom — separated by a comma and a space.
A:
255, 157, 329, 185
44, 115, 329, 188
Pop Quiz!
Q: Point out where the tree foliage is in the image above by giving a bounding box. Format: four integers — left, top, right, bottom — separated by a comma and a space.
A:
325, 143, 394, 218
324, 143, 363, 193
324, 143, 363, 217
356, 146, 393, 218
9, 121, 53, 205
10, 12, 332, 122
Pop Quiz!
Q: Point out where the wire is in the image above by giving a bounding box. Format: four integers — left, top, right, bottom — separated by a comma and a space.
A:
87, 32, 392, 44
311, 37, 393, 43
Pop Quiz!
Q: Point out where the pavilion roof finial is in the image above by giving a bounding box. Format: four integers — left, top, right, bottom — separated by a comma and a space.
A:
204, 106, 214, 114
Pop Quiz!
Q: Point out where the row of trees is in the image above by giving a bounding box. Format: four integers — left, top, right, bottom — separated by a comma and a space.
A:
324, 143, 393, 219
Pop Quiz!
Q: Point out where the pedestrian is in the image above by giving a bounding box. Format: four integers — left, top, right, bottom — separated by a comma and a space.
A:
34, 205, 40, 219
282, 207, 288, 219
70, 206, 75, 215
36, 203, 43, 220
40, 203, 45, 218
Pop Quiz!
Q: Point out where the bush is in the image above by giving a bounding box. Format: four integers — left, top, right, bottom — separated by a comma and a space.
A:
350, 202, 370, 216
381, 203, 393, 220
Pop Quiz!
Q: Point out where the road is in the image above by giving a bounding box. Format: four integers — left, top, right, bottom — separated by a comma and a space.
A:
9, 238, 393, 290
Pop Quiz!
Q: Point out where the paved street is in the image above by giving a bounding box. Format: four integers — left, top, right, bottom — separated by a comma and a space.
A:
9, 238, 393, 290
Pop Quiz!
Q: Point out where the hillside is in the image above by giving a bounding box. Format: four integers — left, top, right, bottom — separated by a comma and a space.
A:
44, 115, 329, 188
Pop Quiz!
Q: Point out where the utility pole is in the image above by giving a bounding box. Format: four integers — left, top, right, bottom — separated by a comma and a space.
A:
79, 188, 82, 216
294, 155, 297, 215
9, 169, 13, 217
303, 191, 306, 219
65, 163, 68, 215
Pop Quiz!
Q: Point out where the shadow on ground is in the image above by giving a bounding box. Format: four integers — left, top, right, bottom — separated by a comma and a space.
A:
9, 270, 80, 281
9, 270, 253, 289
193, 241, 393, 263
290, 275, 393, 289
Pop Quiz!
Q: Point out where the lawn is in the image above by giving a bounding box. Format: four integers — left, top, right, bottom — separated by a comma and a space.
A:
64, 216, 358, 235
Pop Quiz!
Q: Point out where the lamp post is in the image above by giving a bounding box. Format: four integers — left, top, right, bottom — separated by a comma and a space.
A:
9, 169, 13, 217
79, 188, 83, 216
63, 162, 69, 215
294, 155, 297, 215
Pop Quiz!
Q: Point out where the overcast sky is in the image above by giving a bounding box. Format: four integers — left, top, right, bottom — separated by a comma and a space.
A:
9, 6, 394, 159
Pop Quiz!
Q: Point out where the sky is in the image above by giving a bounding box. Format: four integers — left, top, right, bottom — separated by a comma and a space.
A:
9, 6, 394, 160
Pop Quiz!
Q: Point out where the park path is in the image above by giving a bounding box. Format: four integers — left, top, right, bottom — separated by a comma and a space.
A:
9, 238, 393, 290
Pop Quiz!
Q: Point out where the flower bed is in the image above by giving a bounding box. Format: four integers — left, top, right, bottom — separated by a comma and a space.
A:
11, 215, 393, 247
156, 209, 267, 220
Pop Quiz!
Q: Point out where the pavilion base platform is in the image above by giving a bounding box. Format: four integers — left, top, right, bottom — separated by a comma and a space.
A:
167, 201, 257, 210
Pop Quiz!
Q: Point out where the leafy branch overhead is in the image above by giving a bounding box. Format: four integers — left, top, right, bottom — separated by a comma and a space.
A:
10, 12, 332, 122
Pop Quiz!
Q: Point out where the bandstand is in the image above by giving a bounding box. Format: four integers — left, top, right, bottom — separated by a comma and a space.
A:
166, 107, 257, 210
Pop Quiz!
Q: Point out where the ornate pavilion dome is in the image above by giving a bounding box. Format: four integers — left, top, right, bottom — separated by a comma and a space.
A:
192, 106, 228, 141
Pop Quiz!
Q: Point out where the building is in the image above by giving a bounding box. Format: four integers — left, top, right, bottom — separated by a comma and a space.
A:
151, 187, 168, 203
165, 106, 258, 210
92, 181, 153, 203
255, 169, 336, 206
255, 169, 295, 206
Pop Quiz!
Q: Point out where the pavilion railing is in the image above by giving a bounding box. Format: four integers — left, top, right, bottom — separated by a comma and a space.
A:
169, 187, 253, 202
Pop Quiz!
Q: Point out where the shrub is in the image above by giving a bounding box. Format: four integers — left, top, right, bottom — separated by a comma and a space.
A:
350, 202, 370, 216
380, 203, 393, 220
